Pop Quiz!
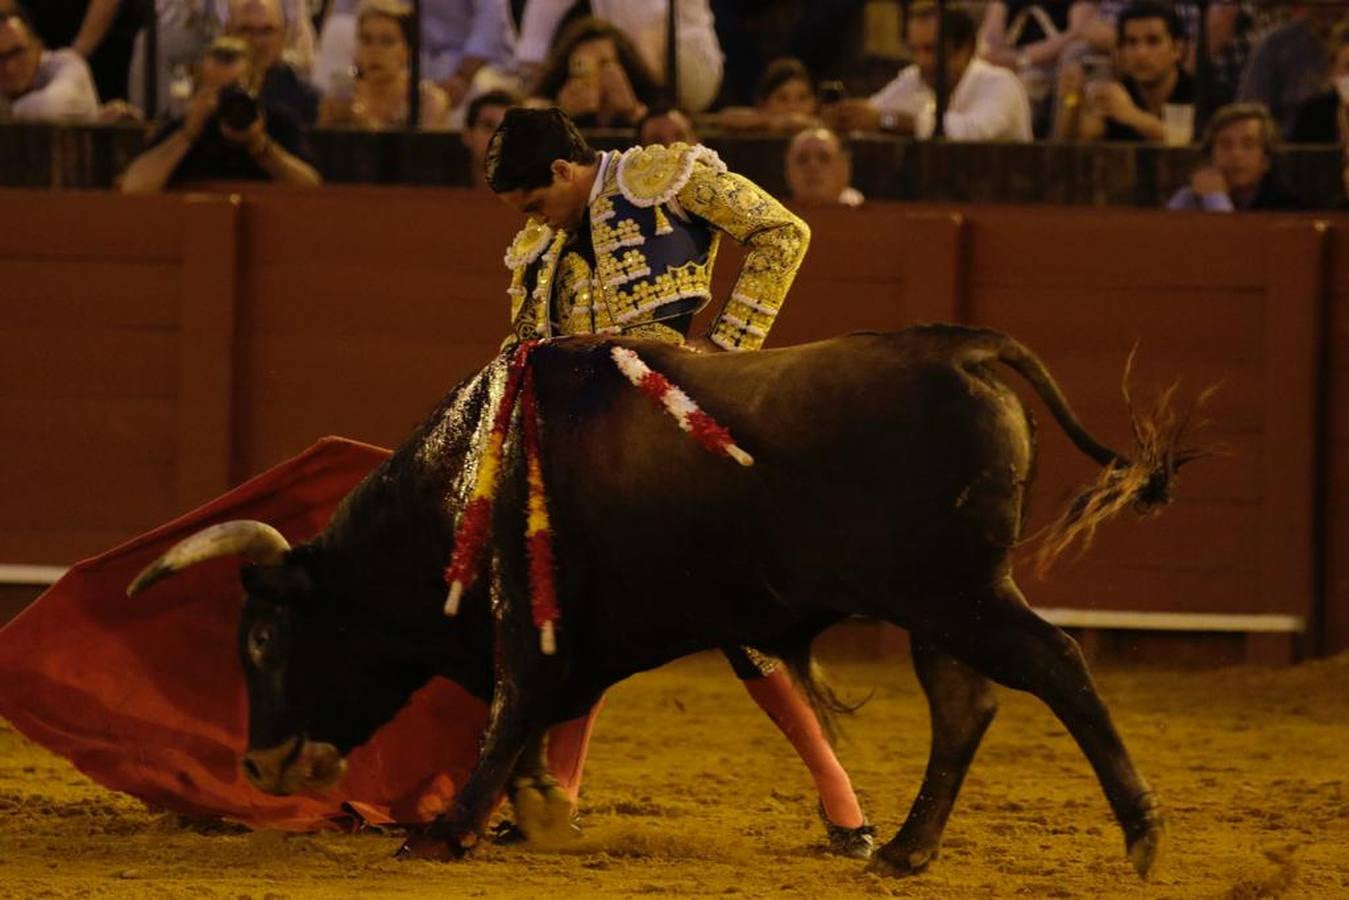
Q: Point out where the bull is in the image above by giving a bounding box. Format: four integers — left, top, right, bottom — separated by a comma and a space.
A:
128, 325, 1199, 877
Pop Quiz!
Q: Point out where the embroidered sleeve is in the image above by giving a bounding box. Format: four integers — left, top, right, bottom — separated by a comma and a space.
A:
675, 162, 810, 352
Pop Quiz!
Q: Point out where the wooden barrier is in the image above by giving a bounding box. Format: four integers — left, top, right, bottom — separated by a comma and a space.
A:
2, 123, 1343, 209
0, 191, 242, 562
1, 186, 1345, 659
1326, 226, 1349, 655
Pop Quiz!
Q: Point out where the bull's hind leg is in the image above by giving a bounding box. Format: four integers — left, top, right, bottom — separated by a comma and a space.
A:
928, 578, 1162, 880
873, 639, 997, 876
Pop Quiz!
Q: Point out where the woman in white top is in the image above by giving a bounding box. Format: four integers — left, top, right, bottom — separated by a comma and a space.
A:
318, 0, 450, 129
515, 0, 722, 112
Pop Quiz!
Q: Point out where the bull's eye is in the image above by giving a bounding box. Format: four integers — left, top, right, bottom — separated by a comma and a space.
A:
248, 624, 275, 666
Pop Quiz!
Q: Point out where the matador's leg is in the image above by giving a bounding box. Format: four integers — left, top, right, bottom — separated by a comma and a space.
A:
723, 645, 874, 859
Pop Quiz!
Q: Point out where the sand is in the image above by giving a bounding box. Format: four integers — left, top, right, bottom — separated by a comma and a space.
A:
3, 652, 1348, 898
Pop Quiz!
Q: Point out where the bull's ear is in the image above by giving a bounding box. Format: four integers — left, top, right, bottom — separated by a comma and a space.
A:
240, 563, 314, 604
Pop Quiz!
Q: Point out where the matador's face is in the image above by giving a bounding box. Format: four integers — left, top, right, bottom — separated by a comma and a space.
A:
498, 159, 592, 231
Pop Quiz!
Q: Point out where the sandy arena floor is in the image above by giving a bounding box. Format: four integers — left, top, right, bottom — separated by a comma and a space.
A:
3, 651, 1348, 898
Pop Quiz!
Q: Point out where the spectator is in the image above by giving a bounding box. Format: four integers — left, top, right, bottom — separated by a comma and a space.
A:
226, 0, 320, 126
1080, 1, 1199, 56
314, 0, 514, 114
704, 56, 821, 132
23, 0, 142, 102
120, 36, 320, 193
530, 17, 660, 129
1166, 103, 1301, 211
516, 0, 722, 112
129, 0, 315, 117
708, 0, 866, 108
1288, 21, 1349, 145
0, 8, 100, 121
1238, 4, 1346, 136
461, 88, 515, 187
1084, 0, 1267, 108
825, 3, 1032, 142
636, 106, 697, 146
1202, 3, 1282, 112
1055, 1, 1190, 142
785, 127, 863, 207
318, 0, 450, 129
978, 0, 1095, 135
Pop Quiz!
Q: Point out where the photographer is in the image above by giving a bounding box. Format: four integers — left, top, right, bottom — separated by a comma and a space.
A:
529, 17, 659, 129
120, 36, 320, 194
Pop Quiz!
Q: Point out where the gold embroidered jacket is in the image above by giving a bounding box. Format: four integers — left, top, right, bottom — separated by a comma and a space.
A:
504, 143, 810, 351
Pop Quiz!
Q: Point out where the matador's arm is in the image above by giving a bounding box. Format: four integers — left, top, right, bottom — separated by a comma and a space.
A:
674, 165, 810, 351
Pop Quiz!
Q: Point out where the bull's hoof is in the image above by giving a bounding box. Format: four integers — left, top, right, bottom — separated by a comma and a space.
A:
1124, 795, 1165, 880
394, 831, 476, 862
1126, 821, 1163, 880
512, 780, 578, 847
868, 841, 937, 878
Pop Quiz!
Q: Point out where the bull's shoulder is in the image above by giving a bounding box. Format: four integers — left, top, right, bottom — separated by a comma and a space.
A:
615, 142, 726, 208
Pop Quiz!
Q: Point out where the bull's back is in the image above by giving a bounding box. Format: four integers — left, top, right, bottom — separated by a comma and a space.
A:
535, 330, 1034, 610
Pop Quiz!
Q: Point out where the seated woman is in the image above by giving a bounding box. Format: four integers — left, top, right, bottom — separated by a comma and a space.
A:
528, 17, 660, 129
317, 0, 449, 130
704, 57, 822, 132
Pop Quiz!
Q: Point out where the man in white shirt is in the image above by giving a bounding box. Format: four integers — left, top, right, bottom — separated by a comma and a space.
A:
515, 0, 723, 112
823, 1, 1032, 142
0, 10, 100, 122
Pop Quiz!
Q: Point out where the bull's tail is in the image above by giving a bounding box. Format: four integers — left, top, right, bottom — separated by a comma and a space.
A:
777, 632, 868, 746
955, 328, 1217, 575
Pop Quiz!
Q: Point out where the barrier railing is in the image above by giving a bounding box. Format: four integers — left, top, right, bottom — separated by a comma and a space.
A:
1, 123, 1342, 208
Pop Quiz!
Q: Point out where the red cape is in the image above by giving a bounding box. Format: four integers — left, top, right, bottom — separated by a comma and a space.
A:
0, 437, 585, 830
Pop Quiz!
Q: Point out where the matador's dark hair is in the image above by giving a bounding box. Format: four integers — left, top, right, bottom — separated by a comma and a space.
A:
485, 106, 598, 193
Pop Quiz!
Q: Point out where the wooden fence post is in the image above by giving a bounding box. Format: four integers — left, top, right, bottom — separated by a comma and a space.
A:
175, 194, 242, 510
1260, 220, 1329, 661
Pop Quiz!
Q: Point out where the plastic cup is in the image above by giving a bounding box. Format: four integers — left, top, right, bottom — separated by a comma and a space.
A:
1163, 103, 1195, 146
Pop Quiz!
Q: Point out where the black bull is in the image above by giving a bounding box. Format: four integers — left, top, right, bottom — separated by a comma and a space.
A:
129, 325, 1194, 877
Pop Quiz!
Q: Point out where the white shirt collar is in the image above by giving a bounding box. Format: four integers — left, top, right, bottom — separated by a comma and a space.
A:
588, 150, 613, 205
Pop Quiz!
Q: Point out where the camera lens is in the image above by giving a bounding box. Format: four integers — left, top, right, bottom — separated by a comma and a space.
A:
216, 85, 259, 130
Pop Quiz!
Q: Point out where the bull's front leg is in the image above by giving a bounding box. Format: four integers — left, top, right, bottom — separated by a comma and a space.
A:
396, 684, 536, 860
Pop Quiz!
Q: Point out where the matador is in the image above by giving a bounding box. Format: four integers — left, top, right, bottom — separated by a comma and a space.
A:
484, 106, 873, 858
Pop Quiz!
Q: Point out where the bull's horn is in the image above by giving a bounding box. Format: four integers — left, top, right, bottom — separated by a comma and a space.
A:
126, 520, 291, 597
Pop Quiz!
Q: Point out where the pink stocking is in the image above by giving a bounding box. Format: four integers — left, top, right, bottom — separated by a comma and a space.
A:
742, 668, 865, 828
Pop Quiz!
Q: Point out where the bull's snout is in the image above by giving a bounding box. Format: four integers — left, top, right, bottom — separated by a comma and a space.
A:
242, 737, 346, 795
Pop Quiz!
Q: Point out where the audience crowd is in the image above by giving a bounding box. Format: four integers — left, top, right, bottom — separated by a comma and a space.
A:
0, 0, 1344, 209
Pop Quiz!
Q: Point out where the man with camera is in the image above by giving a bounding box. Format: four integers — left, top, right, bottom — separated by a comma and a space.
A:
120, 36, 320, 193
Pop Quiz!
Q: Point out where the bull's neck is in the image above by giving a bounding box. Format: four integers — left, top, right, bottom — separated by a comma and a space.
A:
303, 369, 499, 696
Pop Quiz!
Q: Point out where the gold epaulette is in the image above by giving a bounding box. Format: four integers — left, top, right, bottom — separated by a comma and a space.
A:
615, 142, 727, 208
504, 218, 555, 270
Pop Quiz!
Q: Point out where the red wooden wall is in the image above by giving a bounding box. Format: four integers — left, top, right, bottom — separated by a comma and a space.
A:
1, 187, 1344, 654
